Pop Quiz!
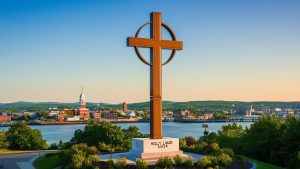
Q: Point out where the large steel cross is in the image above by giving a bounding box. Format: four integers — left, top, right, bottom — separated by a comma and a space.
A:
127, 12, 183, 139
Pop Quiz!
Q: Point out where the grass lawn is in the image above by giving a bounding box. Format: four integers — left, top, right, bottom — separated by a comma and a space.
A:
0, 149, 38, 154
33, 154, 60, 169
239, 155, 284, 169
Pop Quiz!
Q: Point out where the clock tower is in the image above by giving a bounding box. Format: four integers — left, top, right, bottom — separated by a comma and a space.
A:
79, 87, 90, 119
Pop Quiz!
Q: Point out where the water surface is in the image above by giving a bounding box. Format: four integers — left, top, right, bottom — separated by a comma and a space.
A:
0, 122, 252, 144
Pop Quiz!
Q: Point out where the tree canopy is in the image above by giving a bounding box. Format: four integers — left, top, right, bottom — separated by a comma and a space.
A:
5, 122, 48, 150
215, 116, 300, 168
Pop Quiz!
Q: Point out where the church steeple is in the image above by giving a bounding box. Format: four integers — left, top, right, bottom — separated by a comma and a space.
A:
79, 86, 86, 108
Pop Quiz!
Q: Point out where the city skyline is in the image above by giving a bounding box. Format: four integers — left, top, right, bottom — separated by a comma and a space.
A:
1, 0, 300, 103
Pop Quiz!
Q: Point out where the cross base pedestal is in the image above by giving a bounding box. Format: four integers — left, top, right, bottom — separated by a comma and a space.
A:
129, 138, 186, 160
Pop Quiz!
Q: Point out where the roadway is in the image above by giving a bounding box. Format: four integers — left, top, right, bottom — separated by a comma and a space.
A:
0, 151, 57, 169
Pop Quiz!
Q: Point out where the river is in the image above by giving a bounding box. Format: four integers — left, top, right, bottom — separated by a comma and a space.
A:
0, 122, 252, 144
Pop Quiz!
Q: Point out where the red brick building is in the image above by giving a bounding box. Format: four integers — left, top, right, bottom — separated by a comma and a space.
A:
57, 114, 66, 122
123, 102, 128, 112
0, 115, 11, 122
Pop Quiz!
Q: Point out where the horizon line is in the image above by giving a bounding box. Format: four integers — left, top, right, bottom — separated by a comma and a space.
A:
1, 99, 300, 105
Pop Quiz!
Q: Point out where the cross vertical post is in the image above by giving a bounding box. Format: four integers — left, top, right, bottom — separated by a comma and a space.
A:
150, 12, 162, 139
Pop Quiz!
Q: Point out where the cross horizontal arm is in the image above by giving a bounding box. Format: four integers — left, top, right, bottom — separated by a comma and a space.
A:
127, 37, 157, 48
160, 40, 183, 50
127, 37, 183, 50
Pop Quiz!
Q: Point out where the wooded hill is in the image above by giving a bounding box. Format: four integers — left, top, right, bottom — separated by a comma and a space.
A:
1, 101, 300, 112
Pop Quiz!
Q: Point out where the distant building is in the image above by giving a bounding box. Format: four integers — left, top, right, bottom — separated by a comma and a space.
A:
22, 112, 38, 118
92, 112, 101, 119
238, 106, 254, 116
79, 88, 90, 120
65, 116, 80, 121
245, 106, 253, 116
173, 110, 190, 117
262, 108, 271, 114
49, 108, 59, 117
0, 115, 11, 122
203, 113, 213, 120
286, 111, 294, 117
123, 102, 128, 112
162, 111, 173, 118
101, 112, 117, 119
275, 110, 294, 118
126, 111, 136, 117
57, 114, 66, 122
275, 108, 282, 112
119, 111, 126, 116
136, 111, 145, 115
61, 109, 76, 116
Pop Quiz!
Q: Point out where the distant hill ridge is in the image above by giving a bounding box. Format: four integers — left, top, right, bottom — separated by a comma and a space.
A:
0, 101, 300, 111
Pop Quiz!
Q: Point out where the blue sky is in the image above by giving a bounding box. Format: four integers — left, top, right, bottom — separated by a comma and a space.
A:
0, 0, 300, 103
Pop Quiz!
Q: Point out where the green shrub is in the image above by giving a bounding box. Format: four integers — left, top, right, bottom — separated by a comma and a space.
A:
173, 154, 183, 166
59, 149, 72, 166
207, 156, 218, 167
98, 142, 115, 153
185, 136, 197, 146
210, 143, 221, 153
60, 143, 100, 169
194, 144, 204, 153
71, 153, 85, 169
217, 153, 232, 167
155, 157, 173, 169
183, 156, 194, 168
136, 158, 148, 169
115, 157, 127, 169
33, 154, 60, 169
106, 159, 115, 169
223, 147, 234, 158
197, 156, 211, 169
187, 144, 196, 153
179, 138, 187, 147
85, 155, 100, 167
179, 138, 187, 151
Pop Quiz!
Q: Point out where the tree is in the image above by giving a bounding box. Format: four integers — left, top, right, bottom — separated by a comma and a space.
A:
281, 117, 300, 168
72, 122, 125, 147
71, 122, 146, 151
123, 125, 143, 139
206, 132, 218, 144
5, 122, 48, 150
241, 115, 284, 166
0, 131, 8, 149
217, 123, 244, 152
